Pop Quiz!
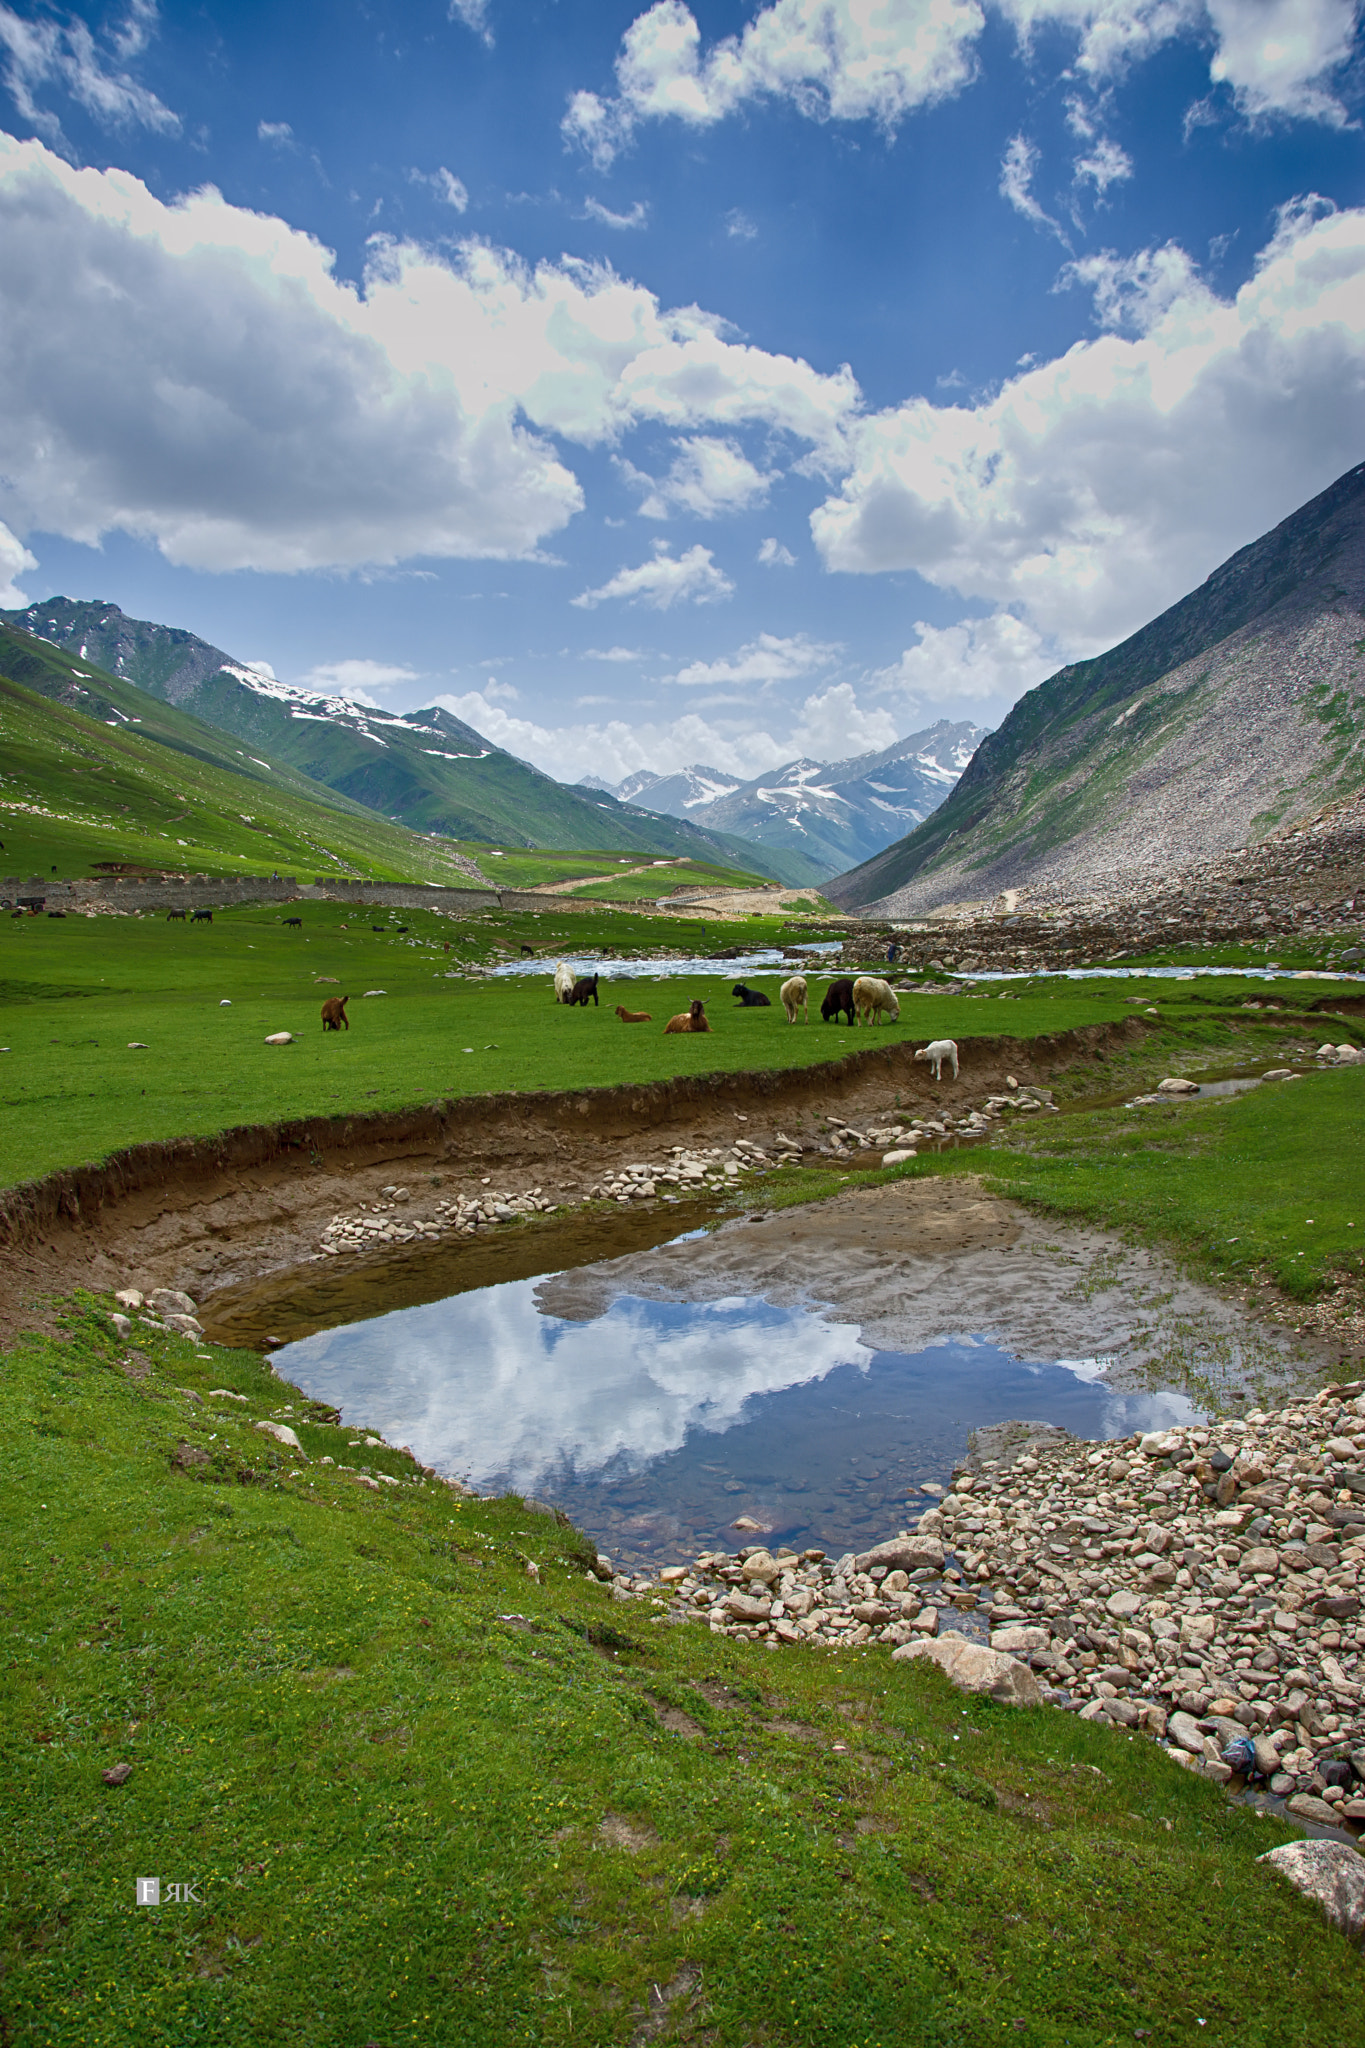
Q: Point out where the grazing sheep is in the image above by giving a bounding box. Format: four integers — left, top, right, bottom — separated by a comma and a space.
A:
664, 999, 710, 1034
283, 916, 303, 929
780, 974, 808, 1023
731, 981, 771, 1007
321, 995, 350, 1031
615, 1004, 652, 1023
853, 975, 899, 1025
553, 961, 576, 1003
568, 974, 600, 1007
914, 1038, 959, 1081
821, 977, 856, 1026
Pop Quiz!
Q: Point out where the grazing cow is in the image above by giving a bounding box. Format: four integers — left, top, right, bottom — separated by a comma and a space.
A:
166, 908, 187, 921
283, 916, 303, 929
553, 961, 576, 1003
664, 999, 710, 1034
821, 977, 856, 1026
732, 982, 771, 1007
395, 925, 408, 933
321, 995, 350, 1031
520, 945, 535, 956
615, 1004, 652, 1023
568, 974, 600, 1007
373, 926, 386, 933
190, 908, 213, 923
779, 974, 807, 1023
915, 1038, 959, 1081
853, 976, 899, 1025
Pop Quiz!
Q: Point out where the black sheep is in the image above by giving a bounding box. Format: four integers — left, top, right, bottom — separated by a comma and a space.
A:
731, 981, 770, 1007
821, 977, 856, 1026
568, 974, 600, 1007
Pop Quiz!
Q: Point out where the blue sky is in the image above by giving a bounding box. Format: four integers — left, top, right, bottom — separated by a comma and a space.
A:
0, 0, 1361, 785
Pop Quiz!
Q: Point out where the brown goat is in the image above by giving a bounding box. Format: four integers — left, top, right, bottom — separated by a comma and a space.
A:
615, 1004, 652, 1023
664, 998, 710, 1034
321, 995, 350, 1031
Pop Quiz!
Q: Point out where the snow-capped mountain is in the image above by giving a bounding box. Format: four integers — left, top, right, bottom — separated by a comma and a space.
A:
623, 722, 989, 877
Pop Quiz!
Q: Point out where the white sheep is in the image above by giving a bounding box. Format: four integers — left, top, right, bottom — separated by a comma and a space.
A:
553, 961, 576, 1004
852, 975, 899, 1025
779, 974, 808, 1023
914, 1038, 959, 1081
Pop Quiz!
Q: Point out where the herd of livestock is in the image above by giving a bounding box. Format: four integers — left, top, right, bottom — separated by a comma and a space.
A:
551, 962, 906, 1032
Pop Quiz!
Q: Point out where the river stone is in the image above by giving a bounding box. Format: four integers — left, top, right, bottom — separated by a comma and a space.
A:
1168, 1711, 1206, 1756
1286, 1793, 1344, 1828
1260, 1841, 1365, 1942
738, 1550, 783, 1585
1157, 1077, 1199, 1094
855, 1535, 945, 1574
991, 1625, 1050, 1654
1313, 1594, 1362, 1620
254, 1420, 304, 1454
892, 1631, 1043, 1706
264, 1032, 294, 1045
722, 1591, 773, 1622
1106, 1589, 1145, 1618
162, 1314, 203, 1338
149, 1288, 197, 1316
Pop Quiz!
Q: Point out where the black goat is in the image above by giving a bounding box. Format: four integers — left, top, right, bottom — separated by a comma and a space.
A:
283, 916, 303, 929
731, 981, 770, 1007
568, 974, 600, 1007
821, 977, 856, 1026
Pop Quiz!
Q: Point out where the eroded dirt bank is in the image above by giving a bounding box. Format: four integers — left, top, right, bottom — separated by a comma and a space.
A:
0, 1018, 1149, 1340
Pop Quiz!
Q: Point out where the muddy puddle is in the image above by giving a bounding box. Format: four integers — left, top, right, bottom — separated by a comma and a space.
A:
256, 1177, 1326, 1569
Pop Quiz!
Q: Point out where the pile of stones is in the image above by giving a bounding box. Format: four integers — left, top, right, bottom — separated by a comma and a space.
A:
613, 1381, 1365, 1834
318, 1183, 553, 1254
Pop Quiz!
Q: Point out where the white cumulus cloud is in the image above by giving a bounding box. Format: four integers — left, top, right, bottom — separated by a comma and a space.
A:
758, 536, 797, 565
0, 0, 179, 141
869, 614, 1055, 711
810, 199, 1365, 655
789, 680, 898, 758
572, 542, 734, 609
302, 658, 421, 699
668, 631, 839, 687
563, 0, 985, 167
449, 0, 493, 47
0, 517, 37, 606
625, 436, 772, 519
0, 141, 861, 578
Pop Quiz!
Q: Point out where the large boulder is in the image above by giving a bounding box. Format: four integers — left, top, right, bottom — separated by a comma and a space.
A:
892, 1630, 1042, 1706
855, 1534, 945, 1574
1259, 1841, 1365, 1943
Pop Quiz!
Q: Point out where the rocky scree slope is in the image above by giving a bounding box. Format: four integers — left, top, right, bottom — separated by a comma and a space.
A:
0, 599, 790, 876
830, 462, 1365, 916
837, 783, 1365, 976
620, 721, 986, 880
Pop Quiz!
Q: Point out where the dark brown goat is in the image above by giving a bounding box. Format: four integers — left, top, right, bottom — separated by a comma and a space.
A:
321, 995, 350, 1031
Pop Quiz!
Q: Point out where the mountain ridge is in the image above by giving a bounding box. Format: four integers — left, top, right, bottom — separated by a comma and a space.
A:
2, 598, 806, 881
827, 460, 1365, 914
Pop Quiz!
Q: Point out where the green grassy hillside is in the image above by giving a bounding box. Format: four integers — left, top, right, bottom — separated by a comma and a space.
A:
0, 666, 497, 887
3, 602, 809, 879
6, 1302, 1355, 2047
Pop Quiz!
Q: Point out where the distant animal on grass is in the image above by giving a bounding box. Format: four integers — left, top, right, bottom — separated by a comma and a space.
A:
321, 995, 350, 1032
615, 1004, 652, 1023
821, 977, 856, 1026
373, 926, 386, 933
283, 916, 303, 929
779, 974, 807, 1023
568, 974, 600, 1007
853, 976, 899, 1025
664, 999, 710, 1034
190, 908, 213, 923
166, 908, 187, 922
395, 926, 408, 933
732, 982, 770, 1007
520, 945, 535, 956
47, 910, 65, 918
553, 961, 576, 1003
915, 1038, 959, 1081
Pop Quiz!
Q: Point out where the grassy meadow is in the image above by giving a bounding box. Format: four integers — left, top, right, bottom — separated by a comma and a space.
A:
3, 1299, 1361, 2048
2, 897, 1361, 1195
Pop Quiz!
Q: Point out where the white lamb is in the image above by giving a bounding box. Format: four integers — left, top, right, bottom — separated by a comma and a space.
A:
914, 1038, 959, 1081
852, 975, 899, 1025
553, 961, 576, 1004
779, 974, 808, 1023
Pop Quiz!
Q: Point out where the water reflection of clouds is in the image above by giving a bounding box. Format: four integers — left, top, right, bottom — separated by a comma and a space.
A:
281, 1285, 871, 1494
